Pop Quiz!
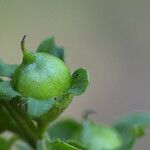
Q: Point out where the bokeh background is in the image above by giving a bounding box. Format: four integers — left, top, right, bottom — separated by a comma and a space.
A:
0, 0, 150, 149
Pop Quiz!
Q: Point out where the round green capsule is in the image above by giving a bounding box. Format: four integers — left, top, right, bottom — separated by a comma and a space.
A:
12, 36, 71, 100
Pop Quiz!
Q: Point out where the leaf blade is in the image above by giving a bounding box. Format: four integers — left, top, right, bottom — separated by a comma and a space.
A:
0, 137, 17, 150
0, 59, 18, 77
112, 112, 150, 150
113, 112, 150, 128
68, 68, 89, 96
48, 119, 81, 141
49, 140, 81, 150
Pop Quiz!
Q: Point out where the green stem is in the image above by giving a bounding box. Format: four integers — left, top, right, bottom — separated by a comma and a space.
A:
0, 104, 22, 136
37, 120, 49, 139
3, 102, 38, 149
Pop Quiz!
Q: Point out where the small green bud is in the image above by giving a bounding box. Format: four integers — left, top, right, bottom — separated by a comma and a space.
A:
80, 121, 122, 150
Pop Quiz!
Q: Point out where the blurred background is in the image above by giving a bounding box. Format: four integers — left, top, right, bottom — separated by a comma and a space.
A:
0, 0, 150, 149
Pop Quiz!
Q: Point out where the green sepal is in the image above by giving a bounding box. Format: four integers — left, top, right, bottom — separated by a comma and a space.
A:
0, 59, 18, 78
68, 68, 89, 96
37, 36, 55, 53
27, 97, 55, 118
36, 94, 73, 134
112, 112, 150, 150
0, 80, 19, 101
52, 46, 66, 62
36, 36, 66, 62
26, 94, 73, 120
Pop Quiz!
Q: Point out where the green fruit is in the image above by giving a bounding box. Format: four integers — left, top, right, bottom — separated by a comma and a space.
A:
80, 121, 122, 150
12, 36, 71, 100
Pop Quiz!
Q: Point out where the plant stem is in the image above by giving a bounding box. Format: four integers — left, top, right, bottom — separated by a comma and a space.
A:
37, 120, 49, 139
3, 102, 38, 149
0, 104, 22, 136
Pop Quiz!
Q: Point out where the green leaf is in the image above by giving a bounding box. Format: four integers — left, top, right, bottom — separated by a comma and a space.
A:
0, 137, 17, 150
26, 93, 73, 140
0, 104, 19, 133
36, 36, 66, 62
68, 68, 89, 96
37, 134, 81, 150
113, 112, 150, 128
0, 80, 19, 101
48, 119, 81, 141
0, 105, 8, 133
112, 112, 150, 150
47, 119, 86, 149
67, 140, 87, 150
15, 141, 33, 150
48, 140, 81, 150
0, 59, 18, 77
